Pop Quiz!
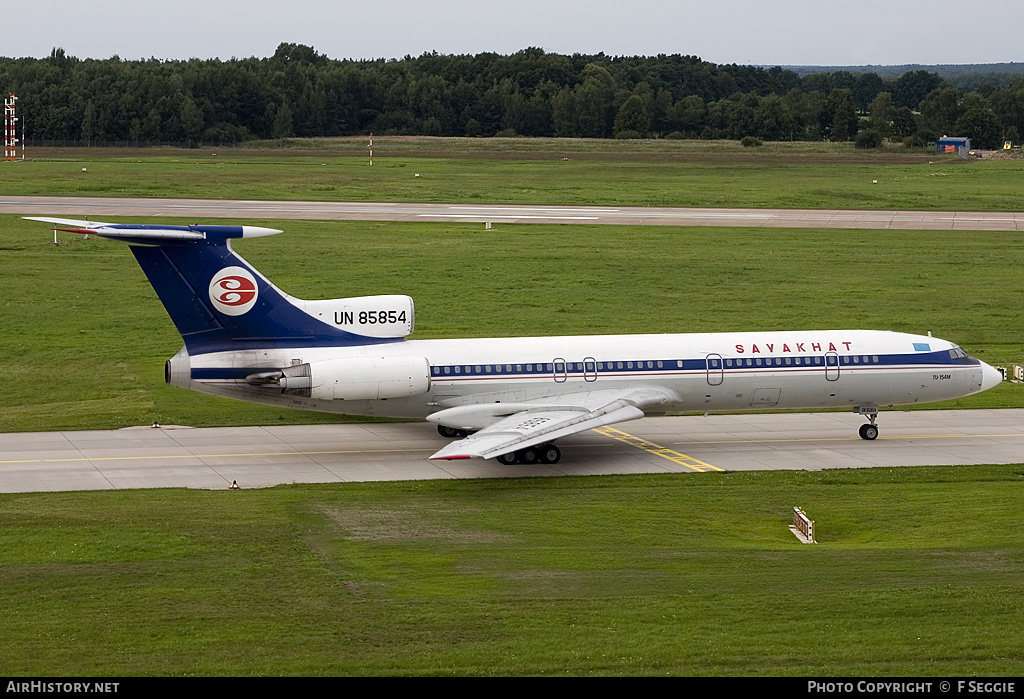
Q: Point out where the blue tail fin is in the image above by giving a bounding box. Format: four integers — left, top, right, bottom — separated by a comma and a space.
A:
27, 218, 414, 354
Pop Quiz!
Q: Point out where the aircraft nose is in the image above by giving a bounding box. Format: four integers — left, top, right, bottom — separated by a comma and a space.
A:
981, 362, 1004, 392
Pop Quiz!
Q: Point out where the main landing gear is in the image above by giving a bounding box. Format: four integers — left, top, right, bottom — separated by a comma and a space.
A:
436, 425, 563, 464
437, 425, 469, 439
857, 406, 879, 440
496, 444, 562, 465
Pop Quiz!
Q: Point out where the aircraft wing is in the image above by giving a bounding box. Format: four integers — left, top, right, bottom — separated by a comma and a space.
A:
24, 216, 277, 242
428, 387, 675, 461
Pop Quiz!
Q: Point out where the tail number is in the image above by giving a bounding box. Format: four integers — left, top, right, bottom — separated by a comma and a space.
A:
333, 311, 407, 325
327, 295, 416, 339
353, 310, 406, 325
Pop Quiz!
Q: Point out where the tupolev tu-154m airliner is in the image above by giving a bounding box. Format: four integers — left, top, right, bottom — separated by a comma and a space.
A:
28, 217, 1003, 465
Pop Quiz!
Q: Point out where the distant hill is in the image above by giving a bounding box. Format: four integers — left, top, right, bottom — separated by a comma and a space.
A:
776, 63, 1024, 77
773, 63, 1024, 90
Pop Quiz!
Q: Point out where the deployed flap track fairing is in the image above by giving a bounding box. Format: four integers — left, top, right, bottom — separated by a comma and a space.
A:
28, 217, 1003, 465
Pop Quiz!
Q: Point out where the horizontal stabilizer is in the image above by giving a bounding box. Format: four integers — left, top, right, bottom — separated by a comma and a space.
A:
24, 217, 281, 242
63, 227, 207, 241
24, 216, 114, 229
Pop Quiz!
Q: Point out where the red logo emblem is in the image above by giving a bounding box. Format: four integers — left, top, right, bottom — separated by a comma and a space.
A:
209, 267, 259, 316
214, 276, 256, 306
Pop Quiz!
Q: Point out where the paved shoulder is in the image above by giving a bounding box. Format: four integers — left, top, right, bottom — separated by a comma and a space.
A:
2, 196, 1022, 230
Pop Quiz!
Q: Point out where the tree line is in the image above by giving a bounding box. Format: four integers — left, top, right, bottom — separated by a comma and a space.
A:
2, 44, 1023, 149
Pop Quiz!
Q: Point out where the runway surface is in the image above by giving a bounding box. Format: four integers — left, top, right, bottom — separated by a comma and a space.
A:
2, 410, 1022, 493
3, 194, 1024, 230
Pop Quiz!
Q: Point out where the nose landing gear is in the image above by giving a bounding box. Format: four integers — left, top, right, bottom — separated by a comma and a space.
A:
856, 406, 879, 440
858, 423, 879, 440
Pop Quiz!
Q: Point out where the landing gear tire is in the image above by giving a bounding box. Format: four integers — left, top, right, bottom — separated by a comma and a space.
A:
496, 444, 562, 465
437, 425, 467, 439
859, 423, 879, 441
538, 444, 561, 464
519, 447, 541, 464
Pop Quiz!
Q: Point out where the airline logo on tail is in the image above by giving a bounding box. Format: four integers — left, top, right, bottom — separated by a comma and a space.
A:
209, 267, 258, 316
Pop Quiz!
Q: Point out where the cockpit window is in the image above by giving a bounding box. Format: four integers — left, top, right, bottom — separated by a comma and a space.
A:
949, 346, 972, 361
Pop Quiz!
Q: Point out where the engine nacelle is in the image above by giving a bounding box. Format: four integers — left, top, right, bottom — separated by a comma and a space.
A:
278, 356, 431, 401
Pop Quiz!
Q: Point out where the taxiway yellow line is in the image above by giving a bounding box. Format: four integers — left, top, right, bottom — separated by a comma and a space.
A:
676, 432, 1024, 446
593, 426, 723, 472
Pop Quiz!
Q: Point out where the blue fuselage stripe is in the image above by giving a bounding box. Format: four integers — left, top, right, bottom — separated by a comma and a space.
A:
191, 351, 977, 381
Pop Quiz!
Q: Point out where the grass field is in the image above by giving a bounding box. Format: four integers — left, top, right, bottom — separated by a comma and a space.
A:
2, 466, 1022, 676
2, 140, 1024, 677
9, 137, 1024, 210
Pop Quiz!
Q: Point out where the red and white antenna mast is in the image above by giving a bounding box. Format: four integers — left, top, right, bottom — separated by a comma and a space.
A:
4, 94, 18, 161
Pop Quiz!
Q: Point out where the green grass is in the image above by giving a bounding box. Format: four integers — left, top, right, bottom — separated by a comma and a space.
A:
8, 140, 1024, 210
1, 466, 1022, 675
2, 216, 1022, 432
3, 143, 1024, 677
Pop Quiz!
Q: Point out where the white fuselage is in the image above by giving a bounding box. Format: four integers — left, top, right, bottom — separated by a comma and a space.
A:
170, 329, 998, 423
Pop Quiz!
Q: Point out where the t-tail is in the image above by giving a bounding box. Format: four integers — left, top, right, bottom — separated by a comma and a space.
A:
24, 217, 416, 356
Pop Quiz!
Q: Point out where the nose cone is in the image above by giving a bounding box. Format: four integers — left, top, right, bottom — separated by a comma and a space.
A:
980, 362, 1003, 392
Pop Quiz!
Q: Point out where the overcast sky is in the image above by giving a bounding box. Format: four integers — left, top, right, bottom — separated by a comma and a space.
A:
5, 0, 1021, 67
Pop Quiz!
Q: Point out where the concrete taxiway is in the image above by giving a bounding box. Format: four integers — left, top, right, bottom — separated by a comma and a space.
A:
2, 410, 1022, 493
3, 195, 1024, 230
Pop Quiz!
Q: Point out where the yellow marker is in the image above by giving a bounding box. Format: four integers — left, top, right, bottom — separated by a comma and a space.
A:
594, 426, 723, 472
